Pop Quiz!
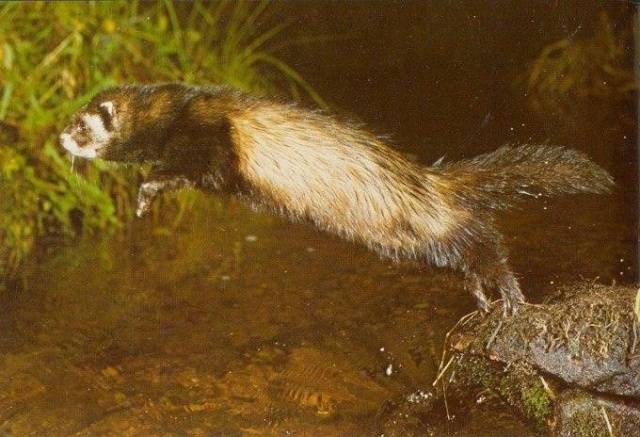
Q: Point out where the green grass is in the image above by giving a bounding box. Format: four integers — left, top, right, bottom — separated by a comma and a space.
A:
0, 0, 321, 282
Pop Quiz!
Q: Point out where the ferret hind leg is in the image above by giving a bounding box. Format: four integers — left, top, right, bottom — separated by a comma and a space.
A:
493, 262, 525, 317
479, 233, 526, 316
464, 272, 491, 313
460, 224, 525, 316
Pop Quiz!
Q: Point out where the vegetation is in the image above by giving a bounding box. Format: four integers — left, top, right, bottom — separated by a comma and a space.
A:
0, 1, 319, 283
524, 11, 635, 111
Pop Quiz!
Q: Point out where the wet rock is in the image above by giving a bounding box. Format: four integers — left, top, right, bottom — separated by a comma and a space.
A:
555, 389, 640, 437
434, 282, 640, 434
452, 283, 640, 398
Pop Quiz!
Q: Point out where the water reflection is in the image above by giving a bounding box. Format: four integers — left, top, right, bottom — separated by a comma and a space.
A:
1, 200, 454, 433
1, 183, 631, 434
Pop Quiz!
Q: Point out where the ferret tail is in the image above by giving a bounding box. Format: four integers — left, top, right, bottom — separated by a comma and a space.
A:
434, 144, 614, 209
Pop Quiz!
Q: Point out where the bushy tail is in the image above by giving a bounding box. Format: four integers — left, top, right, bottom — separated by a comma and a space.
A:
435, 145, 614, 210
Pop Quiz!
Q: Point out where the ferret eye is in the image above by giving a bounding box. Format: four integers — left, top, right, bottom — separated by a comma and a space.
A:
78, 120, 87, 132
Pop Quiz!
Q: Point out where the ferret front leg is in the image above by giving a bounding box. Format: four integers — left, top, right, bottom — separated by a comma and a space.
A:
136, 176, 193, 217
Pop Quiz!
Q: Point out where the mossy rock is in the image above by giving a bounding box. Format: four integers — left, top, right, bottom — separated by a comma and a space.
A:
555, 389, 640, 437
434, 282, 640, 434
452, 282, 640, 398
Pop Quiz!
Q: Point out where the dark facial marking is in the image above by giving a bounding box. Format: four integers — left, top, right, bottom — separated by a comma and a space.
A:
97, 103, 114, 131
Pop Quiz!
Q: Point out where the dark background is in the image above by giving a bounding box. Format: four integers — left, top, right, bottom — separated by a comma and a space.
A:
275, 0, 637, 285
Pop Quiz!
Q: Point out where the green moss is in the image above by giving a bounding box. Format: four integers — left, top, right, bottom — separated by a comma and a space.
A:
449, 354, 553, 432
521, 382, 552, 426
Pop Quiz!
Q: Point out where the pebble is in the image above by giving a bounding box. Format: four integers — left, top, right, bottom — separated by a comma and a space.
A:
406, 390, 432, 403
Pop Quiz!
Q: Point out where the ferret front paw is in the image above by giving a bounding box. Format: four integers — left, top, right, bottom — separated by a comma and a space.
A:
136, 199, 150, 218
136, 182, 158, 217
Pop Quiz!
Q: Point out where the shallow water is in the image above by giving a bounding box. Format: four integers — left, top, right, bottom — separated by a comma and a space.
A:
0, 189, 633, 434
0, 2, 636, 435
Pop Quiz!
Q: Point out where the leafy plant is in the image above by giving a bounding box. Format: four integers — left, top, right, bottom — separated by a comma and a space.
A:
524, 11, 634, 111
0, 0, 321, 284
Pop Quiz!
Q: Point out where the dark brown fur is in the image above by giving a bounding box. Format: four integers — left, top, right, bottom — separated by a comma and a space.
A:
61, 83, 615, 316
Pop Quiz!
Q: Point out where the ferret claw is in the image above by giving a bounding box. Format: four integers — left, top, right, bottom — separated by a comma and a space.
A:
467, 273, 491, 314
135, 201, 149, 218
501, 293, 525, 317
502, 301, 517, 317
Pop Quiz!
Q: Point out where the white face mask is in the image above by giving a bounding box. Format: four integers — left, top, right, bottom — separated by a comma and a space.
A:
59, 100, 117, 159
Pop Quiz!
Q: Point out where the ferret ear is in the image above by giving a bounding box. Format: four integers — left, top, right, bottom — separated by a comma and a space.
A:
99, 101, 115, 118
98, 101, 116, 130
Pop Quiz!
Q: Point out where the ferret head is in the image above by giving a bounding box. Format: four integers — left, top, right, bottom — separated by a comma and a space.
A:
60, 83, 223, 163
59, 98, 123, 160
59, 85, 163, 162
